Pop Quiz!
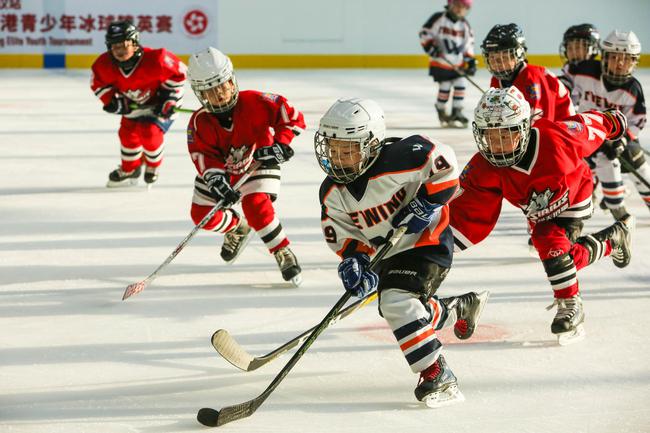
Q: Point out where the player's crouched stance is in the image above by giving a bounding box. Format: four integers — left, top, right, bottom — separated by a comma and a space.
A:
315, 98, 489, 407
91, 21, 186, 187
449, 87, 633, 345
186, 48, 305, 285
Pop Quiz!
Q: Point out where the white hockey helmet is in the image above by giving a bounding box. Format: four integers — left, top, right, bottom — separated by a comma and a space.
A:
314, 98, 386, 184
600, 30, 641, 85
473, 87, 532, 167
188, 47, 239, 113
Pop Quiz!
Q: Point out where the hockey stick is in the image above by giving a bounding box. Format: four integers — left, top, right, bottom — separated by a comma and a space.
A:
437, 56, 486, 94
619, 157, 650, 190
122, 162, 261, 300
197, 226, 407, 427
212, 290, 379, 372
128, 103, 196, 114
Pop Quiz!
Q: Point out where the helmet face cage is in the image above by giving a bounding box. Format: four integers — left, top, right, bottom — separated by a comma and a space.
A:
105, 21, 140, 50
192, 77, 239, 113
560, 24, 599, 64
473, 121, 531, 167
601, 51, 639, 85
314, 132, 380, 184
484, 47, 526, 80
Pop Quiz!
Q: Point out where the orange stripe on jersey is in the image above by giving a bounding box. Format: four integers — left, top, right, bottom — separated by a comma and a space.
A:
428, 60, 457, 70
400, 327, 436, 352
424, 178, 459, 196
414, 205, 449, 248
336, 239, 375, 258
602, 189, 626, 196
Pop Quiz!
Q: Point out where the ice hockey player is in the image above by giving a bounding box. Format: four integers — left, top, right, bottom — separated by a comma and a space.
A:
419, 0, 476, 128
91, 20, 186, 187
570, 30, 650, 219
557, 23, 601, 105
449, 86, 634, 345
482, 23, 574, 122
186, 47, 305, 285
315, 97, 489, 407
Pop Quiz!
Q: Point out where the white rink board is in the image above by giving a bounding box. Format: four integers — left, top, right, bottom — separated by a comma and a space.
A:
0, 69, 649, 433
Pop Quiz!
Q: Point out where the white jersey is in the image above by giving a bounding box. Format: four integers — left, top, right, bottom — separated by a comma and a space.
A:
571, 59, 646, 138
419, 10, 474, 69
319, 135, 460, 267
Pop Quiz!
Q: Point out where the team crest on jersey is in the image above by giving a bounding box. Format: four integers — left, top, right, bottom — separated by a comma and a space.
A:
124, 89, 152, 104
225, 144, 253, 174
563, 121, 584, 135
524, 188, 570, 222
460, 162, 473, 181
526, 83, 541, 101
261, 92, 279, 102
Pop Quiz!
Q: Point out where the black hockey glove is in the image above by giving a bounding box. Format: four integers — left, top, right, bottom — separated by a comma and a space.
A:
253, 142, 294, 166
602, 137, 627, 160
422, 42, 441, 58
103, 94, 131, 115
204, 171, 241, 208
154, 100, 177, 118
463, 57, 477, 76
601, 108, 628, 142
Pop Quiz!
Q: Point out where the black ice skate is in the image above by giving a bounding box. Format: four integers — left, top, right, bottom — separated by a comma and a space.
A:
144, 166, 159, 185
594, 216, 634, 268
441, 291, 490, 340
547, 294, 585, 345
414, 354, 465, 408
106, 166, 142, 188
274, 247, 302, 286
450, 107, 469, 129
436, 107, 451, 128
220, 218, 253, 264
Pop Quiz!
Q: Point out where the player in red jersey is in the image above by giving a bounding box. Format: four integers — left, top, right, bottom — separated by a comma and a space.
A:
482, 24, 574, 122
449, 86, 634, 345
186, 47, 305, 285
91, 21, 186, 187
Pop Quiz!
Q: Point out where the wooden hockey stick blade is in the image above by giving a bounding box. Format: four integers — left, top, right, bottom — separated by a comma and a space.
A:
122, 280, 147, 300
211, 291, 380, 372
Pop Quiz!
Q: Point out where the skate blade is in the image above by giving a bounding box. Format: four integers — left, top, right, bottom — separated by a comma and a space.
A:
422, 385, 465, 408
223, 232, 254, 265
106, 178, 139, 188
557, 324, 586, 346
290, 273, 302, 287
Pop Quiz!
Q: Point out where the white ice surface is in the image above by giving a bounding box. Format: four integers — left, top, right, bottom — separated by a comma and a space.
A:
1, 69, 649, 433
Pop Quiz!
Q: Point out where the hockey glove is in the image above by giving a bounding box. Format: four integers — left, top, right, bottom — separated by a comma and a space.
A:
422, 42, 441, 58
602, 109, 628, 142
392, 195, 442, 234
338, 253, 379, 298
154, 100, 177, 118
103, 94, 131, 115
253, 142, 294, 166
204, 171, 241, 208
463, 57, 477, 76
602, 137, 627, 160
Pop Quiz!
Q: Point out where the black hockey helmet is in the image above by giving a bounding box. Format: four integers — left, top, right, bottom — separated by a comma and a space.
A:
560, 23, 600, 64
105, 20, 140, 50
481, 24, 527, 81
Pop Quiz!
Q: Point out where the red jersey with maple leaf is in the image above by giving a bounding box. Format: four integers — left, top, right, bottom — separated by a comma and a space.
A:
450, 111, 618, 250
186, 90, 305, 177
91, 47, 186, 110
491, 64, 575, 122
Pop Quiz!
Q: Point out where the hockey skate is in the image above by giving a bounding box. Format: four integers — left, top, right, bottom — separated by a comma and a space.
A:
106, 166, 142, 188
436, 107, 451, 128
449, 108, 469, 129
220, 218, 253, 264
414, 354, 465, 408
144, 166, 159, 185
547, 294, 585, 346
274, 247, 302, 286
595, 216, 634, 268
441, 290, 490, 340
